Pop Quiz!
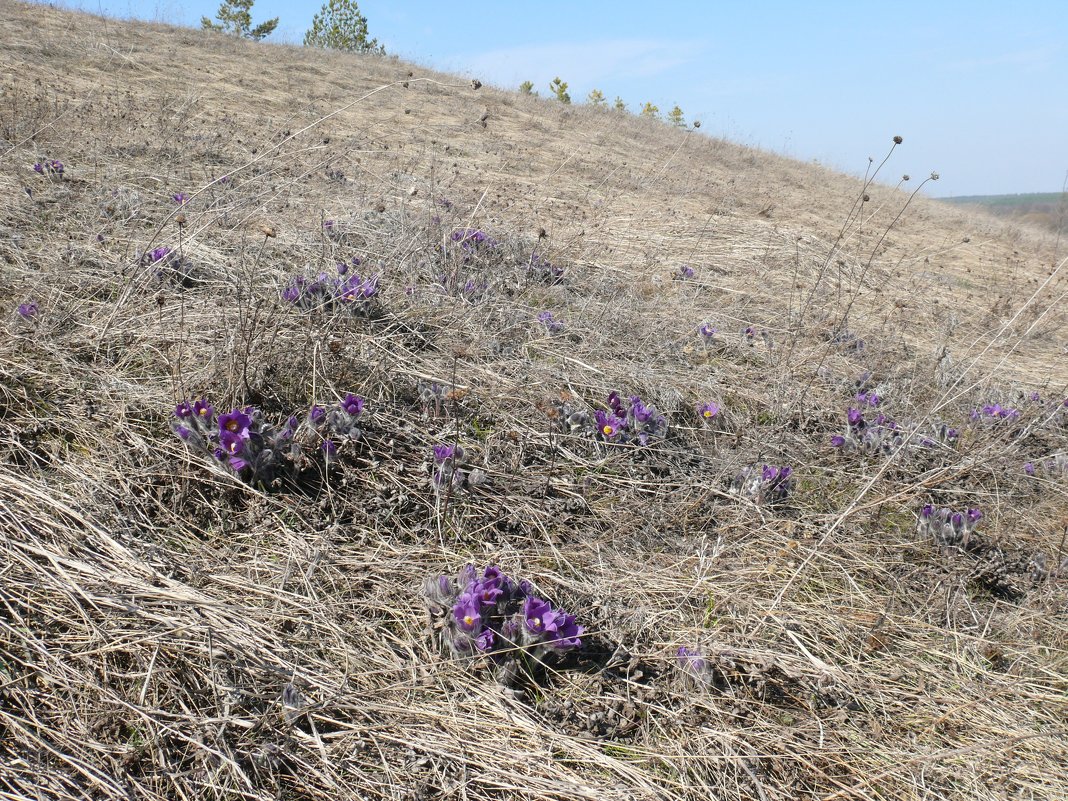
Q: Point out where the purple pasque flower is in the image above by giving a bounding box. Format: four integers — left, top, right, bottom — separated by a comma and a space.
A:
453, 594, 482, 633
219, 430, 249, 471
174, 401, 194, 419
309, 405, 326, 426
1024, 462, 1036, 476
193, 399, 214, 421
548, 612, 583, 649
854, 391, 881, 407
321, 439, 337, 458
677, 645, 707, 673
341, 393, 364, 417
846, 408, 864, 428
698, 401, 720, 420
475, 628, 495, 652
742, 326, 756, 344
699, 323, 716, 339
147, 246, 172, 263
17, 300, 39, 319
678, 265, 695, 279
966, 508, 982, 525
594, 409, 625, 440
281, 283, 301, 303
537, 310, 564, 333
174, 424, 193, 441
171, 192, 188, 205
629, 395, 654, 424
433, 443, 456, 464
218, 409, 252, 439
523, 596, 555, 635
830, 434, 846, 447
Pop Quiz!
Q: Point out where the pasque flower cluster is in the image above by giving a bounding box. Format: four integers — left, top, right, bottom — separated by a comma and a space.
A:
282, 258, 380, 314
172, 393, 366, 483
917, 503, 982, 547
730, 464, 794, 505
423, 564, 583, 675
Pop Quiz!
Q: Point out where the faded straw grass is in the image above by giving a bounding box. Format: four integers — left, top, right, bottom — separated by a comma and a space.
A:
1, 2, 1067, 800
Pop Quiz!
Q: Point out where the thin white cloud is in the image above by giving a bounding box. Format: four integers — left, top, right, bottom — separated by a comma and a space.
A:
943, 46, 1058, 73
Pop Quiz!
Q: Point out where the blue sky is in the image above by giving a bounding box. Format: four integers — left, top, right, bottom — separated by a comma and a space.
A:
54, 0, 1068, 197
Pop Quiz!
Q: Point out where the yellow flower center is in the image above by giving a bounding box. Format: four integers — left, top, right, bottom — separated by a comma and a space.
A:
463, 615, 475, 627
602, 425, 613, 435
703, 410, 713, 418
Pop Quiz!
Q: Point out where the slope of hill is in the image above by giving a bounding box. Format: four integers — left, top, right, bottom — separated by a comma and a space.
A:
1, 3, 1066, 801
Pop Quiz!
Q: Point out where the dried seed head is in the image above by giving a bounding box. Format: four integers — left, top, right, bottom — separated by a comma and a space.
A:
471, 79, 482, 90
260, 225, 276, 238
893, 135, 903, 144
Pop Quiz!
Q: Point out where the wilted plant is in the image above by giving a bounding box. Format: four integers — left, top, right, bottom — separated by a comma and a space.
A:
730, 464, 794, 505
527, 252, 565, 285
422, 563, 583, 683
141, 246, 198, 288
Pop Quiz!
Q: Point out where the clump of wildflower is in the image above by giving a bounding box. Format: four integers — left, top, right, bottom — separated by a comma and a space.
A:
698, 323, 717, 341
33, 159, 64, 178
422, 564, 583, 681
1025, 454, 1068, 480
172, 400, 299, 483
536, 311, 564, 333
173, 393, 366, 484
970, 403, 1020, 423
141, 246, 197, 287
450, 228, 497, 253
830, 407, 904, 455
917, 503, 982, 547
549, 391, 668, 447
528, 253, 565, 285
171, 192, 189, 205
431, 442, 465, 490
854, 391, 881, 407
282, 259, 380, 315
676, 646, 711, 685
16, 300, 39, 320
730, 463, 794, 505
741, 326, 757, 346
675, 265, 695, 280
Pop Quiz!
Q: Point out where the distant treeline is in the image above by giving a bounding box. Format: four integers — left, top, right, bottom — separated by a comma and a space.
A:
943, 192, 1066, 235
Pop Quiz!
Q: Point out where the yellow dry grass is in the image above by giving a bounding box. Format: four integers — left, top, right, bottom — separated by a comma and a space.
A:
1, 3, 1066, 801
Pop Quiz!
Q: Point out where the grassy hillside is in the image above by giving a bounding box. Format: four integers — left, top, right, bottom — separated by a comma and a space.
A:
1, 3, 1067, 800
943, 192, 1066, 236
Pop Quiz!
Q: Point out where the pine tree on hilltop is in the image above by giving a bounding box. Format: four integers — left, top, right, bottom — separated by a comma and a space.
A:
201, 0, 279, 41
304, 0, 385, 54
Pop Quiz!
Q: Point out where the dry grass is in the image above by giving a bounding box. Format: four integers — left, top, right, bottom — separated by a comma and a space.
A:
1, 2, 1067, 799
